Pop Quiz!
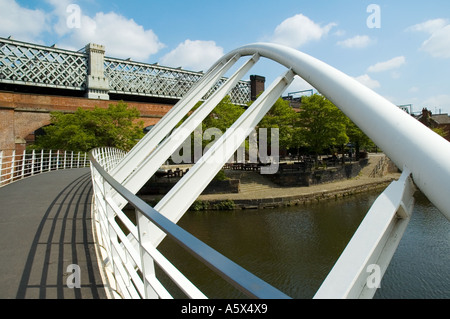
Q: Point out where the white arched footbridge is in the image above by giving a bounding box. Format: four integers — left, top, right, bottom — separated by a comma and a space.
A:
89, 43, 450, 299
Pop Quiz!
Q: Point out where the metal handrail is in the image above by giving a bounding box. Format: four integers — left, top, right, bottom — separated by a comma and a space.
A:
89, 148, 290, 299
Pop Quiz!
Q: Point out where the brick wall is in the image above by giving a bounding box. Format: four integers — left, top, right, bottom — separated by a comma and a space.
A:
0, 91, 173, 151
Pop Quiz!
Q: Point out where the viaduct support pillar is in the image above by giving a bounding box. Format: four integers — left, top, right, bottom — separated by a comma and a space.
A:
85, 43, 110, 100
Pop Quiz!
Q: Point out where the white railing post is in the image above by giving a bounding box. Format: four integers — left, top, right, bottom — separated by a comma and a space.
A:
0, 151, 3, 184
40, 149, 44, 173
22, 150, 27, 179
11, 150, 16, 182
104, 180, 120, 295
136, 210, 160, 299
49, 150, 53, 171
31, 150, 35, 176
95, 170, 118, 294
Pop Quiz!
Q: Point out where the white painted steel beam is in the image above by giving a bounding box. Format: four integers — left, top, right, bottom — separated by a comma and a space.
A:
113, 54, 260, 207
314, 168, 416, 299
110, 54, 241, 183
146, 69, 294, 246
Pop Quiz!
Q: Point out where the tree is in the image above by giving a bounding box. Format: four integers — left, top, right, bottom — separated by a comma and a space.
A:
346, 120, 375, 159
171, 96, 245, 163
33, 101, 144, 152
297, 94, 349, 156
257, 97, 299, 150
202, 96, 245, 133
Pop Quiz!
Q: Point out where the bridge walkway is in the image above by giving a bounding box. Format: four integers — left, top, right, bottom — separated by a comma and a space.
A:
0, 168, 107, 299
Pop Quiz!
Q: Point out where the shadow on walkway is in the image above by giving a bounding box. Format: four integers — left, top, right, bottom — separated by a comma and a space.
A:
0, 169, 106, 299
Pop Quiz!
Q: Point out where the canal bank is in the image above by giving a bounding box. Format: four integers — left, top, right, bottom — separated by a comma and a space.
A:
139, 154, 401, 210
197, 177, 397, 210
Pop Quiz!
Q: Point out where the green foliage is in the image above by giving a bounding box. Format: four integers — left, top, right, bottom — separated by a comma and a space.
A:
189, 199, 235, 211
297, 94, 349, 155
346, 119, 375, 155
213, 169, 228, 181
33, 101, 144, 152
174, 93, 376, 159
432, 127, 448, 138
189, 200, 209, 211
212, 200, 235, 210
202, 96, 245, 133
258, 98, 299, 149
187, 96, 245, 153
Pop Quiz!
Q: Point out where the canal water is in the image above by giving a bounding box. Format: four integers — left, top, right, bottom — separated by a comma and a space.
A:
156, 190, 450, 299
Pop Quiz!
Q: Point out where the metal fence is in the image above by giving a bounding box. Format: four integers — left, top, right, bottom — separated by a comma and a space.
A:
0, 37, 88, 91
0, 37, 251, 105
0, 149, 89, 187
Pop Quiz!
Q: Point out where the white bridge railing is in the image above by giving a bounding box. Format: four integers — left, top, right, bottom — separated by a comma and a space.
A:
89, 147, 290, 299
0, 149, 89, 187
89, 43, 450, 299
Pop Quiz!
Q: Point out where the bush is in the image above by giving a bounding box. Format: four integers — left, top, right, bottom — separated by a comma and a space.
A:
213, 169, 228, 181
212, 200, 235, 210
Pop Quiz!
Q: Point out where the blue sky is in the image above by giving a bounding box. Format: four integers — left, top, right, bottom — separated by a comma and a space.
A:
1, 0, 450, 114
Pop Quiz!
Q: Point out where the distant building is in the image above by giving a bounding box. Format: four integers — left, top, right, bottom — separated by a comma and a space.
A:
417, 108, 450, 142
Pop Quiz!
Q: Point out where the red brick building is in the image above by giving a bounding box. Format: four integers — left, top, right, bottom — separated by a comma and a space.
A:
417, 108, 450, 142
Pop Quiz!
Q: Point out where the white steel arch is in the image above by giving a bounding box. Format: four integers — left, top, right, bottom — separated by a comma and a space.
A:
216, 43, 450, 222
92, 43, 450, 299
114, 42, 450, 221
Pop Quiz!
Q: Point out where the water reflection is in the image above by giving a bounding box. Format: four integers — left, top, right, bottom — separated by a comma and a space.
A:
156, 191, 449, 299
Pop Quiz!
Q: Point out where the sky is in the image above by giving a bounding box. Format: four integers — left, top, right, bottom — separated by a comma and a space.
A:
1, 0, 450, 114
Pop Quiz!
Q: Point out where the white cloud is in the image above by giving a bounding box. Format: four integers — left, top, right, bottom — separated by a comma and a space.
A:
270, 14, 336, 48
334, 29, 346, 37
59, 11, 165, 61
160, 40, 224, 71
367, 56, 406, 73
407, 18, 448, 34
285, 76, 314, 94
0, 0, 50, 42
409, 86, 419, 93
45, 0, 77, 37
337, 35, 372, 49
423, 94, 450, 113
420, 25, 450, 59
408, 19, 450, 59
0, 0, 165, 62
354, 74, 380, 90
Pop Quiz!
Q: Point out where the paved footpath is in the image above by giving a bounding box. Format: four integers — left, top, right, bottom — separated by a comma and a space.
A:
0, 168, 106, 299
198, 154, 401, 205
